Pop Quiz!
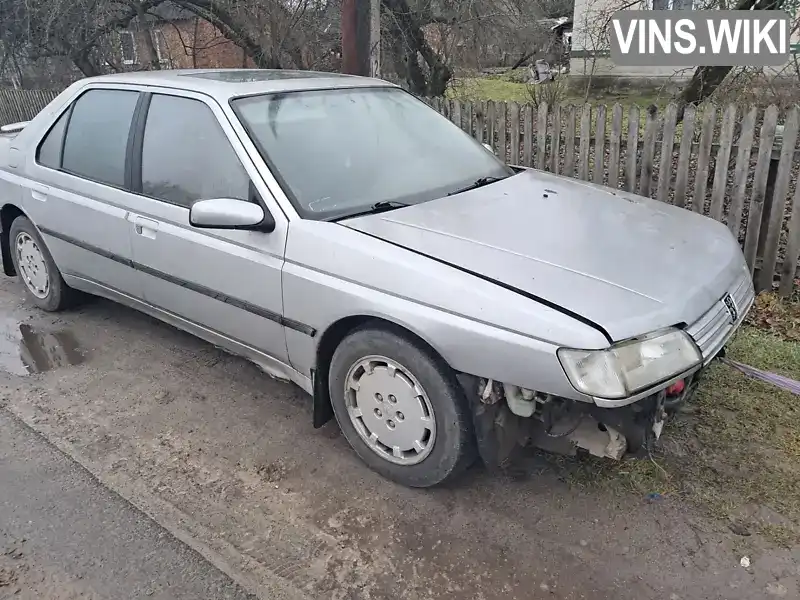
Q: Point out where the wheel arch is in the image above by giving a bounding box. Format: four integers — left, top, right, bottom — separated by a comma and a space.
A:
0, 203, 26, 276
312, 314, 451, 429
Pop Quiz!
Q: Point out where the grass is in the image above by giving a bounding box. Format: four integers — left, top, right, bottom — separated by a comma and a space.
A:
549, 293, 800, 547
444, 70, 684, 137
446, 70, 671, 108
447, 74, 532, 103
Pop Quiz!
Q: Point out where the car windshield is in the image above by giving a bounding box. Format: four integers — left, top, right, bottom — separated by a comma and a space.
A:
231, 87, 513, 220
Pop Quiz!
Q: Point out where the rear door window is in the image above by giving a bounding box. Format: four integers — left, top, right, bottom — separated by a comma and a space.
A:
140, 94, 249, 208
61, 89, 140, 187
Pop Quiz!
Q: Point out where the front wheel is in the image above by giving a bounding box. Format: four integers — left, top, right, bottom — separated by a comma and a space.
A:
9, 216, 77, 312
328, 325, 476, 487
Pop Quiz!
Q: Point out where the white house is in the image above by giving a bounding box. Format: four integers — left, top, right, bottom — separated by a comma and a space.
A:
569, 0, 800, 83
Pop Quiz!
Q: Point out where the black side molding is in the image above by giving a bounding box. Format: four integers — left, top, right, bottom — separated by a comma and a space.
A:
38, 226, 316, 337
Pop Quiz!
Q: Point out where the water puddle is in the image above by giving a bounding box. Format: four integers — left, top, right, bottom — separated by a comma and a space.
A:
0, 320, 88, 376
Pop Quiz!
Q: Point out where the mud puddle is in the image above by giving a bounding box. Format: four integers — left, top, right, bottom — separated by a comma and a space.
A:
0, 320, 87, 376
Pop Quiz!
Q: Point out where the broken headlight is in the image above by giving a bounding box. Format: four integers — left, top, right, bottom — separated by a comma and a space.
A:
557, 328, 702, 399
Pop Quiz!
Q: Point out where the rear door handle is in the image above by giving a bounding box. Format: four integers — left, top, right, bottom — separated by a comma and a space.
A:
30, 186, 49, 202
133, 216, 159, 239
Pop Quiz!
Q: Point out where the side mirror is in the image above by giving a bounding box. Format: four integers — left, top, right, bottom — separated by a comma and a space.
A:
189, 198, 275, 232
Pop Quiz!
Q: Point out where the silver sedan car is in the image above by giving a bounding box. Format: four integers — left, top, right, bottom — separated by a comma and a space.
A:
0, 70, 754, 487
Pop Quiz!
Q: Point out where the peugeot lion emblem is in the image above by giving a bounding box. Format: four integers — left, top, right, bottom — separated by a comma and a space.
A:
723, 294, 738, 324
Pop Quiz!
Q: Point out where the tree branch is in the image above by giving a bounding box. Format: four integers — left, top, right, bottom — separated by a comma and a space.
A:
382, 0, 453, 95
171, 0, 275, 67
673, 0, 786, 119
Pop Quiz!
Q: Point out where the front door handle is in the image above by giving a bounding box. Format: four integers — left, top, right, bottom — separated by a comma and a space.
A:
133, 216, 159, 239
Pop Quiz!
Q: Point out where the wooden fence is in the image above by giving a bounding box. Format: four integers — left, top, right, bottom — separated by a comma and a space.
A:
1, 88, 799, 296
428, 98, 800, 297
0, 89, 59, 128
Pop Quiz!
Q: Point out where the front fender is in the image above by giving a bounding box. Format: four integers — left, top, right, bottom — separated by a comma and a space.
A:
282, 221, 606, 401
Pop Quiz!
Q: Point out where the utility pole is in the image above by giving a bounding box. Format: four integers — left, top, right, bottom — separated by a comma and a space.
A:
370, 0, 381, 78
341, 0, 373, 76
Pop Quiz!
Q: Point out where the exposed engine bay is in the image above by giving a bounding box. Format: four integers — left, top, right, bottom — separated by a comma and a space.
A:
457, 371, 700, 468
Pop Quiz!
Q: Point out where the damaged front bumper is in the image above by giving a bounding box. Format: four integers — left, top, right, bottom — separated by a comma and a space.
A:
459, 368, 704, 468
461, 269, 754, 468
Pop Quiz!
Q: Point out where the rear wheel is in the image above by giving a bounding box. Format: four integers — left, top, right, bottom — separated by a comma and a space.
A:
9, 217, 77, 312
328, 325, 476, 487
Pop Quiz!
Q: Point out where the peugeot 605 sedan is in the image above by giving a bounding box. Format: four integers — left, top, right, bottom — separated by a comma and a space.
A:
0, 69, 754, 487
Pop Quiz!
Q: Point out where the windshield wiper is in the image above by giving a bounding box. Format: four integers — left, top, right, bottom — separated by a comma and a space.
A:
332, 200, 410, 222
447, 176, 508, 196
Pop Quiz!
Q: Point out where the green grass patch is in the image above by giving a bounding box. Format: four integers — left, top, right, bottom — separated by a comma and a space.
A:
443, 73, 682, 136
447, 75, 531, 103
446, 73, 673, 109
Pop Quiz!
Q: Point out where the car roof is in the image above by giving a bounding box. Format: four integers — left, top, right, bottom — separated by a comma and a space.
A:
80, 69, 397, 100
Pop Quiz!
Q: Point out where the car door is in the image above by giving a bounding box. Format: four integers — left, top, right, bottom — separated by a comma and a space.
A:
126, 90, 290, 365
23, 86, 144, 300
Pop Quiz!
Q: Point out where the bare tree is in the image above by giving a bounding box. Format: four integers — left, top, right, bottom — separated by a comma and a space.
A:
379, 0, 571, 96
0, 0, 575, 96
0, 0, 340, 82
0, 0, 170, 78
381, 0, 454, 95
674, 0, 789, 119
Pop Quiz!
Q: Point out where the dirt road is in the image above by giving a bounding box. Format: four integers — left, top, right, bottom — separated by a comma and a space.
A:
0, 276, 796, 600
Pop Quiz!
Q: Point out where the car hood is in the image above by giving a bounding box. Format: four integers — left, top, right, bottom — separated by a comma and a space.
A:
344, 169, 746, 342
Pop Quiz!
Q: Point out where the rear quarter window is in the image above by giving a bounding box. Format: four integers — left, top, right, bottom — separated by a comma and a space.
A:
36, 109, 70, 169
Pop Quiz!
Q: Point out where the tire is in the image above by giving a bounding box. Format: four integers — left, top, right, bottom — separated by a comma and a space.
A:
9, 216, 78, 312
328, 325, 476, 487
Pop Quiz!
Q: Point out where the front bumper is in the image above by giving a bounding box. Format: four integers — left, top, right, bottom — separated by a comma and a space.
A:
527, 371, 703, 461
466, 338, 730, 467
466, 370, 704, 466
568, 371, 701, 457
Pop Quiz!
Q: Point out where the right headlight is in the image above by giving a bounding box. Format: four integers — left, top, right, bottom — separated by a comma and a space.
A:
557, 328, 702, 399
